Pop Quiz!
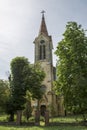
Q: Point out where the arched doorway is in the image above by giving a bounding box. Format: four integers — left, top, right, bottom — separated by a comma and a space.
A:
40, 105, 46, 116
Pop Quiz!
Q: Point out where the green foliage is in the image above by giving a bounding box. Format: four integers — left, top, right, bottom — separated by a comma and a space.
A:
9, 57, 45, 112
0, 80, 10, 113
10, 57, 30, 110
23, 91, 32, 121
55, 22, 87, 117
29, 63, 45, 99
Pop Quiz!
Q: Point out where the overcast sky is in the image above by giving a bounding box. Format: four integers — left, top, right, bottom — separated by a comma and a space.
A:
0, 0, 87, 80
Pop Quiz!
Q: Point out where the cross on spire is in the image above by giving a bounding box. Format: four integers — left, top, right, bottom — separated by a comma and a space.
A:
41, 10, 45, 17
39, 10, 48, 36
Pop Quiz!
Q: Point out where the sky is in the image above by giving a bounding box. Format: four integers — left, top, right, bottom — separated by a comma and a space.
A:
0, 0, 87, 80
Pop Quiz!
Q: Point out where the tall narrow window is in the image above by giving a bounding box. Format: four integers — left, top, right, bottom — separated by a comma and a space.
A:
39, 40, 46, 60
40, 45, 43, 59
43, 45, 46, 59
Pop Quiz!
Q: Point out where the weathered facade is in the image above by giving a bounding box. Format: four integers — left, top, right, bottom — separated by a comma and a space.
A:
33, 12, 64, 116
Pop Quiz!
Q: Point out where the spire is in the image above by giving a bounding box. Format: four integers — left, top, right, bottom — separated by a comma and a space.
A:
39, 10, 48, 36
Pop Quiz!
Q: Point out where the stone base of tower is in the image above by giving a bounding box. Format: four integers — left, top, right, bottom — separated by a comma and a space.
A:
46, 94, 65, 117
31, 95, 65, 117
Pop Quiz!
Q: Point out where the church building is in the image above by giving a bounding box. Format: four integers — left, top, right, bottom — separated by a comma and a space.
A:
33, 12, 64, 116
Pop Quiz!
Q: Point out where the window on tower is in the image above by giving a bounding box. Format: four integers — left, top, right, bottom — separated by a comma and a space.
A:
43, 45, 46, 59
39, 40, 46, 60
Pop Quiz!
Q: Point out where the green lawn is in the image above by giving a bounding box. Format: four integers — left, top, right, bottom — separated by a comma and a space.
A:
49, 116, 83, 123
0, 114, 85, 122
0, 115, 87, 130
0, 126, 87, 130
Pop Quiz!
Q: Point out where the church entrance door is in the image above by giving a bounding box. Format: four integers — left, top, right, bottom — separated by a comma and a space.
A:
40, 105, 46, 117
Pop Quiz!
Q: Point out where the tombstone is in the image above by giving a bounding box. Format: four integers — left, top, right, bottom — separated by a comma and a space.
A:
16, 110, 22, 125
35, 110, 40, 126
45, 110, 49, 126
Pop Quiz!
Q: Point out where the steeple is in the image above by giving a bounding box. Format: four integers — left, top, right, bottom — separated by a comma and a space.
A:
34, 11, 53, 63
39, 11, 48, 36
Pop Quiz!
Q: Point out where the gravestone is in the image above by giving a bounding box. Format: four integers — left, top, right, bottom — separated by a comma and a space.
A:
35, 110, 40, 126
16, 110, 22, 125
45, 110, 49, 126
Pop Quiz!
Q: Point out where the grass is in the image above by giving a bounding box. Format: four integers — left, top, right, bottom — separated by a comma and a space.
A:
49, 115, 83, 123
0, 114, 87, 130
0, 114, 85, 123
0, 126, 87, 130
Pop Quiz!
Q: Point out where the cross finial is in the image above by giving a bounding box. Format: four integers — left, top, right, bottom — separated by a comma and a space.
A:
41, 10, 45, 15
41, 10, 45, 18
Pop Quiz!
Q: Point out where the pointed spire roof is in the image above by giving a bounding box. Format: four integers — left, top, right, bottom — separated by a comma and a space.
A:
39, 11, 48, 36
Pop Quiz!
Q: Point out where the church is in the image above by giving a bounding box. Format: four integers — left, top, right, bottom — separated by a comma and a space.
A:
32, 12, 64, 116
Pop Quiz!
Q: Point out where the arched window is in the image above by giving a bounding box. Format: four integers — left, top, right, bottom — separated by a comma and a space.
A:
39, 40, 46, 60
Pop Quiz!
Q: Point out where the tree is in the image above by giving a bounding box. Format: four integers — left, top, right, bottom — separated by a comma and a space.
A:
28, 63, 45, 99
23, 90, 32, 121
9, 57, 45, 122
0, 80, 10, 113
55, 22, 87, 120
10, 57, 30, 111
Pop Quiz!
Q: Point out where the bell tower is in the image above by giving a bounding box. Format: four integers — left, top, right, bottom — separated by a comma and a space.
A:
33, 11, 58, 116
34, 11, 53, 64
